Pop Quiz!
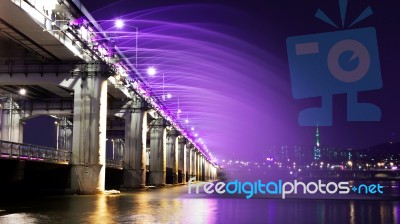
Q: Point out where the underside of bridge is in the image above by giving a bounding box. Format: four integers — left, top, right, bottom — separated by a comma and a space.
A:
0, 0, 217, 195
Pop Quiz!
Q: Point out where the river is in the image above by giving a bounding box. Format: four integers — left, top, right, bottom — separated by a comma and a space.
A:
0, 183, 399, 224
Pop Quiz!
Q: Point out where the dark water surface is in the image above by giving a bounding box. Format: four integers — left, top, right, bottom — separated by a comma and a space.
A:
0, 184, 399, 224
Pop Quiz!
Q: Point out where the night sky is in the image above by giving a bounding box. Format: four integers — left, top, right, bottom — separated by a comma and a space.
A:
26, 0, 400, 161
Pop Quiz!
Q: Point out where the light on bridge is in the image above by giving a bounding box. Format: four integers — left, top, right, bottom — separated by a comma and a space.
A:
147, 66, 157, 76
19, 88, 27, 95
115, 19, 124, 28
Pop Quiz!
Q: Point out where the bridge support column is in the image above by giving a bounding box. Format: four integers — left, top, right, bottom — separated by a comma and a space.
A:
191, 148, 197, 181
199, 154, 203, 181
149, 118, 166, 186
70, 75, 108, 194
166, 129, 179, 185
203, 160, 207, 181
185, 143, 192, 182
197, 154, 201, 181
209, 162, 212, 181
122, 101, 147, 189
208, 162, 212, 181
205, 161, 210, 181
178, 138, 187, 184
58, 118, 72, 152
213, 166, 217, 180
201, 156, 205, 181
209, 165, 213, 180
197, 152, 201, 181
0, 99, 24, 143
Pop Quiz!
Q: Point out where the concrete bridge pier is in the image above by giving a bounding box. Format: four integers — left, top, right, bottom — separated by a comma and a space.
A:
212, 166, 217, 180
197, 153, 201, 181
122, 99, 147, 189
199, 154, 203, 181
205, 160, 210, 181
166, 129, 179, 185
70, 73, 108, 195
0, 98, 24, 143
178, 137, 187, 184
185, 143, 192, 182
200, 156, 205, 181
191, 148, 197, 181
208, 161, 212, 181
196, 152, 201, 181
148, 118, 166, 186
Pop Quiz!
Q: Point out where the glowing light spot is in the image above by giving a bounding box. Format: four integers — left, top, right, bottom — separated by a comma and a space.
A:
19, 88, 27, 95
115, 19, 124, 28
147, 66, 157, 76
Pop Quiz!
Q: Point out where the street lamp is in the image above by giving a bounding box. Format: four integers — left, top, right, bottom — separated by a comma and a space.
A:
347, 160, 353, 170
19, 88, 26, 95
55, 121, 59, 150
115, 19, 138, 68
115, 19, 124, 29
161, 73, 173, 101
160, 73, 175, 102
185, 113, 189, 124
147, 66, 157, 76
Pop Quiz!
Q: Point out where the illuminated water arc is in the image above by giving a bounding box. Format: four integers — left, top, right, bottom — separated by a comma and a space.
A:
90, 4, 290, 159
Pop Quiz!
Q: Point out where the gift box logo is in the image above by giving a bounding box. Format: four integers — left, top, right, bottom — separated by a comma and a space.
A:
286, 0, 382, 126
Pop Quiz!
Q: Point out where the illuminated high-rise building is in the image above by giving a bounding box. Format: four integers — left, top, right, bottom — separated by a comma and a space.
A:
314, 126, 321, 160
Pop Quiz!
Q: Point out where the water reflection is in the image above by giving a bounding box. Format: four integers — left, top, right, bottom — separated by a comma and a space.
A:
89, 195, 116, 223
394, 203, 399, 224
0, 185, 399, 223
118, 191, 218, 223
350, 201, 355, 224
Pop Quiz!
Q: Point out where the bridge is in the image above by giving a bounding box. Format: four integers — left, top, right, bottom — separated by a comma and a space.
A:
0, 0, 217, 194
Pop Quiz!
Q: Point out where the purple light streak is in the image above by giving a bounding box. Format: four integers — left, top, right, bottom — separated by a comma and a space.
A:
87, 4, 290, 163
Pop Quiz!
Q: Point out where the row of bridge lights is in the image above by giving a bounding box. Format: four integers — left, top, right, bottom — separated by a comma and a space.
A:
113, 19, 214, 162
144, 65, 209, 153
14, 87, 213, 158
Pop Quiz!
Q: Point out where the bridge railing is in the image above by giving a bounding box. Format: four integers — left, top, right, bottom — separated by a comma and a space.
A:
0, 140, 71, 164
0, 140, 124, 168
106, 159, 124, 170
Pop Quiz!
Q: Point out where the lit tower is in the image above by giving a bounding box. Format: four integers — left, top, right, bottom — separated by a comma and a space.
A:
313, 126, 321, 160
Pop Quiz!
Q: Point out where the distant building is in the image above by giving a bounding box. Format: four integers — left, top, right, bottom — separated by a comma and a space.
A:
263, 145, 311, 164
313, 126, 321, 160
